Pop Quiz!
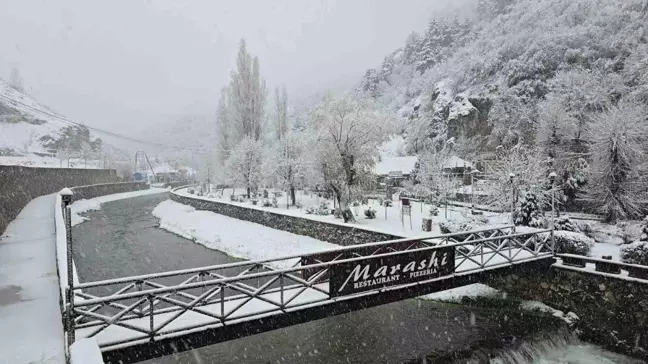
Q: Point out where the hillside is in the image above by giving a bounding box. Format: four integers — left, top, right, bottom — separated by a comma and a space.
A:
357, 0, 648, 158
0, 78, 104, 167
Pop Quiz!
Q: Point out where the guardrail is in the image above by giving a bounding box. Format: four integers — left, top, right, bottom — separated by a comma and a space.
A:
69, 226, 554, 351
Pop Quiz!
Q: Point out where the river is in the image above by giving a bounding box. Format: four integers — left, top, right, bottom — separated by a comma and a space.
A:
72, 194, 643, 364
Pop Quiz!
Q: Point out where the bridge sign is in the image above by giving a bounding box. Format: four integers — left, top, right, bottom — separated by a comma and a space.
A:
329, 247, 455, 298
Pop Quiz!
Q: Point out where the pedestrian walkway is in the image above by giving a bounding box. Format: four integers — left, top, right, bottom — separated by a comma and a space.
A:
0, 193, 65, 364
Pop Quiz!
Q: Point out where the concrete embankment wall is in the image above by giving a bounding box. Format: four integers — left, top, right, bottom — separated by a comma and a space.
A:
71, 181, 149, 202
486, 264, 648, 360
0, 165, 118, 235
170, 189, 404, 246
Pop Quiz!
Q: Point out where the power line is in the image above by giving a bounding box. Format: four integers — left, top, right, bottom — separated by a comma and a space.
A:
0, 93, 221, 155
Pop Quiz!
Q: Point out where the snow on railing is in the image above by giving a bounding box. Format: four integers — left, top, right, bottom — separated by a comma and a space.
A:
557, 253, 648, 281
54, 192, 82, 302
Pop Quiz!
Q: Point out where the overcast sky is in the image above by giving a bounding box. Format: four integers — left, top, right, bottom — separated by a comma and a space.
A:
0, 0, 474, 138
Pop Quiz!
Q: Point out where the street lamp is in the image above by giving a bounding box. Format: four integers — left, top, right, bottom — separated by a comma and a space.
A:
509, 173, 515, 226
549, 171, 557, 229
470, 168, 480, 214
59, 187, 75, 344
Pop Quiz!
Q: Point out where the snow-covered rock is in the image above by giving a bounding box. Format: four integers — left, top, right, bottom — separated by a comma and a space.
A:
0, 78, 102, 162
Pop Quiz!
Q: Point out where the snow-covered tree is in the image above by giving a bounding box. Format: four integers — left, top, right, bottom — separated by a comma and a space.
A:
416, 20, 444, 74
515, 192, 544, 227
587, 101, 648, 222
229, 39, 266, 141
379, 55, 395, 85
309, 96, 397, 222
268, 131, 310, 206
485, 143, 550, 210
414, 142, 462, 206
224, 136, 264, 198
9, 67, 24, 93
358, 69, 380, 98
403, 32, 422, 65
274, 86, 288, 141
216, 87, 232, 163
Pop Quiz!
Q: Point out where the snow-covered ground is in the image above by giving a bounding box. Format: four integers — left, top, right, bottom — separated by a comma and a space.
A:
420, 283, 502, 302
70, 187, 168, 226
0, 194, 66, 364
180, 187, 645, 262
70, 339, 104, 364
152, 200, 339, 269
182, 187, 509, 238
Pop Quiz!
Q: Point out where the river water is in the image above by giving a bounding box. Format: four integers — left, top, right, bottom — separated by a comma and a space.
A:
72, 194, 643, 364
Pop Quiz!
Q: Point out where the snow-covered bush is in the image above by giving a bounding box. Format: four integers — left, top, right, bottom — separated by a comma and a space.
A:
621, 241, 648, 266
552, 231, 594, 256
295, 201, 303, 209
364, 208, 377, 219
553, 217, 579, 232
306, 202, 330, 216
429, 205, 439, 216
438, 217, 486, 234
515, 192, 545, 228
383, 200, 393, 207
621, 218, 648, 265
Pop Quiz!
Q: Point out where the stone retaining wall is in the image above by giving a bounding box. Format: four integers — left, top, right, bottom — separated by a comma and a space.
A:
0, 165, 118, 234
170, 191, 404, 246
486, 265, 648, 360
71, 181, 149, 202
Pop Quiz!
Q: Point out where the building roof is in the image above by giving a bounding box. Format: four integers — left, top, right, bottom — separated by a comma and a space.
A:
373, 156, 418, 176
373, 155, 473, 176
442, 155, 472, 169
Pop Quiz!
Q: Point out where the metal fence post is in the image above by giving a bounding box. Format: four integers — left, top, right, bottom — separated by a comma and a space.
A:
280, 274, 284, 309
148, 295, 155, 342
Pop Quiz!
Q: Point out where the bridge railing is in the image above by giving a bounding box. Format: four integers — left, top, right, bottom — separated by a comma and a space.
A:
69, 226, 554, 350
557, 253, 648, 280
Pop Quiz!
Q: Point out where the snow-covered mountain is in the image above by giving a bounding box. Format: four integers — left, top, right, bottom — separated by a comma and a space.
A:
357, 0, 648, 157
0, 77, 105, 166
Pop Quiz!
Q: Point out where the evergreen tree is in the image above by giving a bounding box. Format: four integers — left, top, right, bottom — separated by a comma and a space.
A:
379, 55, 395, 85
403, 32, 422, 65
358, 69, 380, 98
515, 192, 544, 227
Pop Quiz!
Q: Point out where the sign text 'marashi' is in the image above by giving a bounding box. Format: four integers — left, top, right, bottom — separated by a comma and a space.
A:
329, 248, 455, 297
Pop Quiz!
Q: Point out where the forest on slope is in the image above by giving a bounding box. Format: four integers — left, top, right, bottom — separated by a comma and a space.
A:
357, 0, 648, 220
